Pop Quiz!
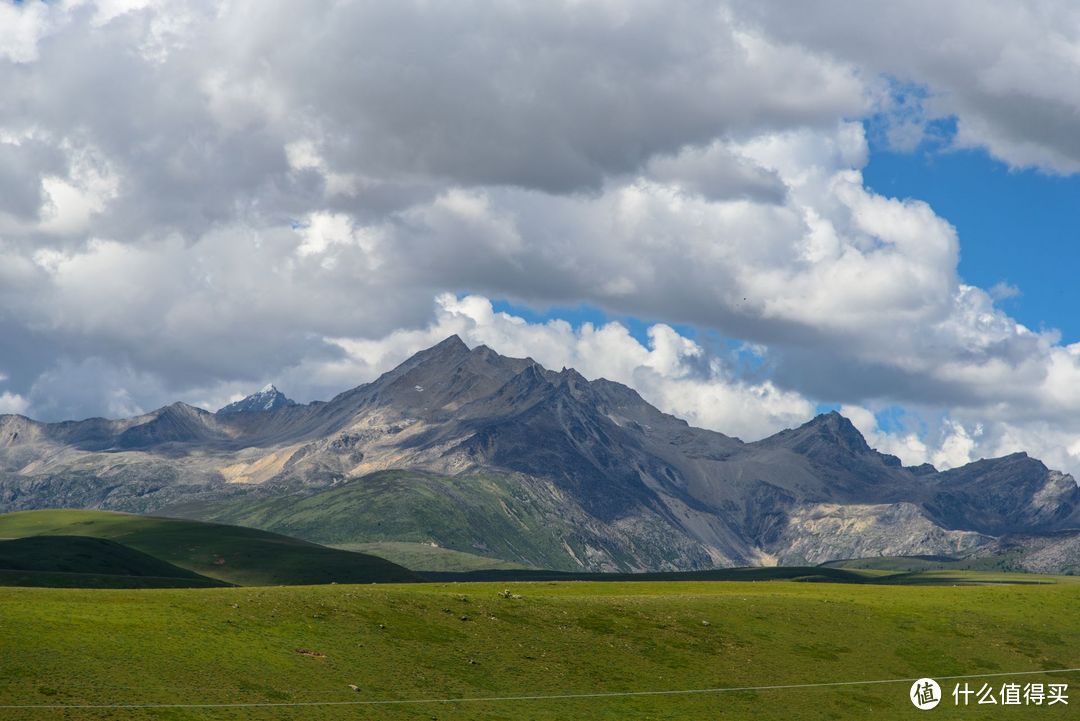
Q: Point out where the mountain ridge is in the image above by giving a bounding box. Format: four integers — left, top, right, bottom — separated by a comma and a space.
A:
1, 336, 1078, 572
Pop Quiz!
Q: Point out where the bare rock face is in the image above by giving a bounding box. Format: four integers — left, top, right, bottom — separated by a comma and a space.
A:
2, 335, 1079, 572
773, 503, 993, 565
975, 530, 1080, 575
925, 458, 1080, 535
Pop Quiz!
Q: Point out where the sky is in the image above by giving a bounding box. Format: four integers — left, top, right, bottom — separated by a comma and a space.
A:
3, 0, 1080, 477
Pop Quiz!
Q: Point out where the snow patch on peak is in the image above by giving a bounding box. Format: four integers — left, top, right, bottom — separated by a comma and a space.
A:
217, 384, 296, 414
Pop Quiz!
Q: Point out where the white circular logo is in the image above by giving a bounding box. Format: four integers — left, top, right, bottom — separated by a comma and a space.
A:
910, 678, 942, 710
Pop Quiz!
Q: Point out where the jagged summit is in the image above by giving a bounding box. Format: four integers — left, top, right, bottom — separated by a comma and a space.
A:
349, 335, 540, 413
760, 410, 873, 456
429, 334, 470, 356
217, 385, 296, 415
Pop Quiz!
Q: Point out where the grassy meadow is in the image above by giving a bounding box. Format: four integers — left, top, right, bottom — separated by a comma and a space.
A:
1, 576, 1077, 720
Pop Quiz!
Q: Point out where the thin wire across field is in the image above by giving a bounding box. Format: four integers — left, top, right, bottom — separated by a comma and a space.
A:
2, 667, 1077, 710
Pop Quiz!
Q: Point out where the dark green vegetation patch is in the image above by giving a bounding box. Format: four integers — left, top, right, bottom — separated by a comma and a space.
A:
0, 509, 420, 586
0, 535, 225, 588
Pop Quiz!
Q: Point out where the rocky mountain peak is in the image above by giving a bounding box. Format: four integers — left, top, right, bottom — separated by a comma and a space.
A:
155, 401, 212, 419
217, 385, 296, 415
429, 334, 470, 357
798, 411, 872, 453
554, 367, 590, 394
364, 335, 473, 391
759, 410, 873, 457
354, 336, 540, 415
809, 409, 864, 433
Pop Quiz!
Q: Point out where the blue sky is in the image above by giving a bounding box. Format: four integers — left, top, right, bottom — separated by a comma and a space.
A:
864, 134, 1080, 343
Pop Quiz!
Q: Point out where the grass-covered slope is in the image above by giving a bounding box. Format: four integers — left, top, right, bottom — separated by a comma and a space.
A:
0, 535, 226, 588
0, 509, 420, 586
0, 578, 1077, 720
188, 470, 599, 570
331, 541, 529, 572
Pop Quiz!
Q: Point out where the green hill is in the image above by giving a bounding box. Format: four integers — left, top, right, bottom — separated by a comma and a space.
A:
0, 576, 1077, 719
0, 509, 421, 586
0, 535, 226, 588
178, 469, 615, 570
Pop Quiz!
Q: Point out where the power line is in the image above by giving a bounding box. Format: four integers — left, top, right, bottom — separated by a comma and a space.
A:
2, 667, 1078, 710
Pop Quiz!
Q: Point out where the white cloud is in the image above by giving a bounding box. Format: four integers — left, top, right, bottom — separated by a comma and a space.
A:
38, 141, 120, 235
932, 421, 983, 471
91, 0, 159, 27
841, 404, 990, 472
988, 281, 1021, 301
0, 0, 57, 63
284, 140, 358, 197
0, 391, 30, 416
738, 1, 1080, 174
841, 405, 929, 465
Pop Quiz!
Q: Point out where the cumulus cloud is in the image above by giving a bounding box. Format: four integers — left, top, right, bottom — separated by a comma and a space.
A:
0, 0, 56, 63
841, 405, 930, 465
2, 1, 1080, 477
0, 391, 29, 416
738, 0, 1080, 173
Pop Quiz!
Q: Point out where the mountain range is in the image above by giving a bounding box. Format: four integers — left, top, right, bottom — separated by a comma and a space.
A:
2, 336, 1078, 573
